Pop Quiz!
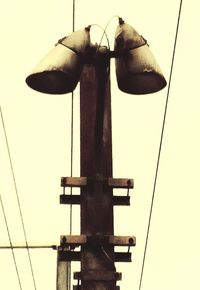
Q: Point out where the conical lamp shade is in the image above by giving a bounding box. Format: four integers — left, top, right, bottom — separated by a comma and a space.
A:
115, 22, 167, 94
26, 28, 91, 94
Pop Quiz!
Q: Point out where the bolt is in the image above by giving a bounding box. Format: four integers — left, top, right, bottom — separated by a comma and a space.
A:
128, 237, 134, 245
62, 236, 67, 243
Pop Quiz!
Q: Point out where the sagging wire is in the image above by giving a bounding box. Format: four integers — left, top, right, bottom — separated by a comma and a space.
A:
96, 15, 121, 86
90, 24, 111, 51
89, 24, 111, 87
0, 193, 23, 290
89, 20, 115, 91
97, 14, 120, 51
0, 106, 37, 290
138, 1, 183, 289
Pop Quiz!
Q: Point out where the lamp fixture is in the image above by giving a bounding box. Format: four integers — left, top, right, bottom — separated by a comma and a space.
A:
26, 17, 166, 95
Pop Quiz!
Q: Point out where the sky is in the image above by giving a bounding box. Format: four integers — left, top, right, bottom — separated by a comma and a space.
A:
0, 0, 200, 289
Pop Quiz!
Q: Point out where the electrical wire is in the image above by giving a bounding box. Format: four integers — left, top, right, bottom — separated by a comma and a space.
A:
68, 95, 73, 290
97, 15, 120, 50
0, 193, 23, 290
95, 16, 120, 92
67, 1, 76, 289
138, 1, 183, 289
72, 0, 75, 32
0, 106, 37, 290
90, 24, 111, 51
0, 245, 57, 249
69, 0, 75, 237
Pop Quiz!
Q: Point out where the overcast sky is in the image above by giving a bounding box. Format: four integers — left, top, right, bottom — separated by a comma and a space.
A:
0, 0, 200, 289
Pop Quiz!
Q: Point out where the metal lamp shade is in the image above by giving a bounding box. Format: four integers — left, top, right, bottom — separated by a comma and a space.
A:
26, 28, 91, 94
115, 23, 167, 94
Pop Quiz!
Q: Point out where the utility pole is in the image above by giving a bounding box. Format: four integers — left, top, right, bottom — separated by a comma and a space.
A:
25, 17, 166, 290
57, 47, 135, 290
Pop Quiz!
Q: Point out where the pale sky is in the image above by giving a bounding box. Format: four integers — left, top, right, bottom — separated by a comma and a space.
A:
0, 0, 200, 289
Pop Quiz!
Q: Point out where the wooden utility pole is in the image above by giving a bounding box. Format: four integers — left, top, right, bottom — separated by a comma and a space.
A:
57, 48, 135, 290
25, 18, 166, 290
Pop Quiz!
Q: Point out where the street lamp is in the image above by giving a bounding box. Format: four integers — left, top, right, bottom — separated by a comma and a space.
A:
26, 27, 91, 94
26, 17, 166, 290
114, 18, 166, 94
26, 18, 166, 95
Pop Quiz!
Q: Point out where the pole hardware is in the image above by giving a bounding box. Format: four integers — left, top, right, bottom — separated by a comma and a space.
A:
73, 287, 120, 290
60, 194, 130, 206
74, 271, 122, 281
58, 234, 135, 263
61, 177, 133, 189
60, 177, 133, 206
60, 235, 136, 248
61, 177, 87, 187
58, 251, 132, 263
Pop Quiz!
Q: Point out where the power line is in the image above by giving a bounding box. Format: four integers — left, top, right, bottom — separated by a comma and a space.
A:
0, 245, 57, 249
72, 0, 75, 32
0, 193, 23, 290
138, 1, 183, 289
0, 106, 37, 290
70, 0, 76, 234
67, 1, 76, 289
68, 94, 73, 290
68, 0, 76, 236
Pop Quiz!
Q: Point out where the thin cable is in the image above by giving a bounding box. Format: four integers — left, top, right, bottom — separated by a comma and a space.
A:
91, 22, 112, 93
90, 24, 111, 50
97, 15, 119, 50
0, 193, 23, 290
0, 245, 57, 249
0, 106, 37, 290
69, 100, 74, 234
69, 0, 75, 236
68, 94, 73, 290
138, 1, 183, 289
72, 0, 75, 32
67, 1, 76, 289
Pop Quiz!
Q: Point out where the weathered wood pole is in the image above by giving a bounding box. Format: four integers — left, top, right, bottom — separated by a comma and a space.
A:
57, 48, 135, 290
80, 50, 116, 290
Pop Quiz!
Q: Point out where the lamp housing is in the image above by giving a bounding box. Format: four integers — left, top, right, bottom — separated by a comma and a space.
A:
26, 28, 91, 94
114, 22, 167, 94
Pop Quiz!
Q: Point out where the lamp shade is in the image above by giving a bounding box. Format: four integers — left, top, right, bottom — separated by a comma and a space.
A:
114, 22, 167, 94
26, 28, 91, 94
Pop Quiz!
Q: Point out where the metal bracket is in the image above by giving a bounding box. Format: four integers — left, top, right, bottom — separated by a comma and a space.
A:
58, 234, 135, 263
60, 177, 133, 206
74, 271, 122, 281
58, 251, 132, 263
60, 235, 87, 248
109, 236, 136, 246
60, 194, 130, 206
60, 235, 136, 248
73, 286, 120, 290
61, 177, 134, 189
61, 177, 87, 187
107, 178, 133, 188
